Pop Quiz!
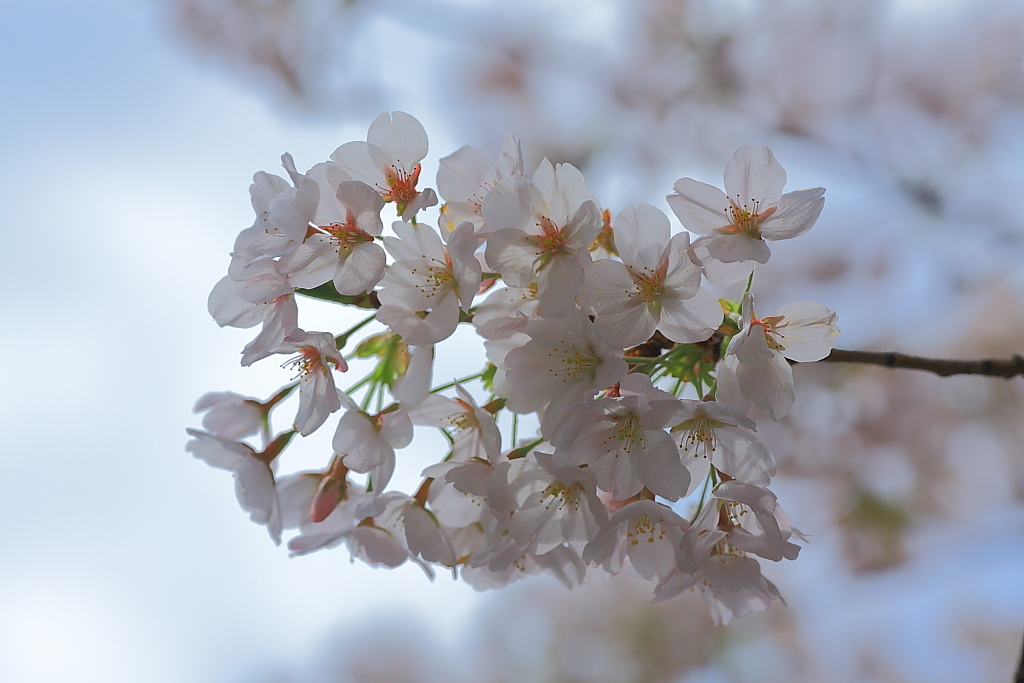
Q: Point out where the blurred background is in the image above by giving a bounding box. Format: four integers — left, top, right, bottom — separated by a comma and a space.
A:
3, 0, 1024, 681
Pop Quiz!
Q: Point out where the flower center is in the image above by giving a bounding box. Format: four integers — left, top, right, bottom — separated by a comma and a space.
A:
283, 348, 324, 380
531, 216, 568, 255
631, 267, 664, 304
749, 314, 785, 350
383, 163, 422, 204
627, 513, 665, 545
719, 198, 776, 238
549, 342, 600, 382
672, 412, 725, 459
408, 261, 456, 299
322, 223, 374, 247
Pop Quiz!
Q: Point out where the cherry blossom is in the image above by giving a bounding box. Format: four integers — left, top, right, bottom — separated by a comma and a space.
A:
332, 400, 413, 491
275, 179, 387, 296
578, 204, 723, 347
549, 373, 690, 501
583, 500, 690, 582
716, 293, 840, 420
503, 311, 628, 435
331, 111, 437, 219
483, 159, 602, 318
277, 330, 347, 435
644, 398, 776, 491
376, 220, 481, 345
408, 383, 502, 463
667, 145, 825, 285
437, 134, 525, 234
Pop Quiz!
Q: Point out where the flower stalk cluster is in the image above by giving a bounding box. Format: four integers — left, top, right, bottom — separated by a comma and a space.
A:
189, 112, 841, 622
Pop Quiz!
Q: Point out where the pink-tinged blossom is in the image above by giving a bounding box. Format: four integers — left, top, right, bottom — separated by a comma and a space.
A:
276, 179, 387, 295
376, 221, 482, 345
490, 452, 609, 554
437, 134, 525, 234
644, 398, 776, 491
332, 400, 413, 492
278, 330, 347, 435
578, 204, 723, 347
716, 293, 840, 420
482, 159, 602, 318
462, 505, 588, 591
331, 111, 437, 219
549, 374, 690, 501
582, 500, 690, 582
408, 383, 502, 463
206, 260, 301, 367
504, 311, 628, 436
651, 481, 800, 623
230, 154, 313, 264
185, 429, 282, 544
667, 145, 825, 285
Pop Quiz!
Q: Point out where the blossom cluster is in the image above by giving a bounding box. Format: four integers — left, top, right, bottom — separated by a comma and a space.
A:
188, 112, 839, 623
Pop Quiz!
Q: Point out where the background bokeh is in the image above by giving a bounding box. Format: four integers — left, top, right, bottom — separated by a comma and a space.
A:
3, 0, 1024, 681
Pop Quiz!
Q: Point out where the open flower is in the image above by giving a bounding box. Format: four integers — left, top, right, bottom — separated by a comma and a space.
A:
578, 204, 722, 347
716, 293, 840, 420
667, 145, 825, 285
437, 134, 524, 234
483, 159, 602, 318
275, 179, 387, 296
277, 330, 347, 435
331, 111, 437, 219
376, 220, 481, 345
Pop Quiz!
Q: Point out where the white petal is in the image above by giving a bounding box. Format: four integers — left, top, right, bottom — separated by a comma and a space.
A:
774, 301, 840, 362
667, 179, 730, 235
536, 254, 584, 318
758, 187, 825, 241
658, 287, 723, 344
334, 242, 386, 295
723, 145, 786, 206
614, 204, 670, 270
367, 111, 428, 170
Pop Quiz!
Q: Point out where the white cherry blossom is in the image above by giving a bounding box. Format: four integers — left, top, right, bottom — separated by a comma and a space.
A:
483, 159, 602, 318
582, 500, 690, 582
331, 111, 437, 219
408, 383, 501, 463
578, 204, 723, 347
549, 373, 690, 501
275, 179, 387, 295
716, 293, 839, 420
376, 221, 481, 345
277, 330, 347, 435
332, 400, 413, 491
504, 311, 628, 435
644, 398, 776, 491
437, 134, 525, 234
488, 452, 608, 555
667, 145, 825, 285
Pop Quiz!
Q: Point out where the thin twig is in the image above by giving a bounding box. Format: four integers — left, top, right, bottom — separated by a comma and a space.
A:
803, 349, 1024, 379
1015, 632, 1024, 683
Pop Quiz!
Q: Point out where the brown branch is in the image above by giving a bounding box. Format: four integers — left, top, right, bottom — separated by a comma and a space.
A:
803, 349, 1024, 379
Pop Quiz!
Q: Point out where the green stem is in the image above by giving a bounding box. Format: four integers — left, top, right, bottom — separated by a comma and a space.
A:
335, 312, 377, 349
430, 371, 485, 394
